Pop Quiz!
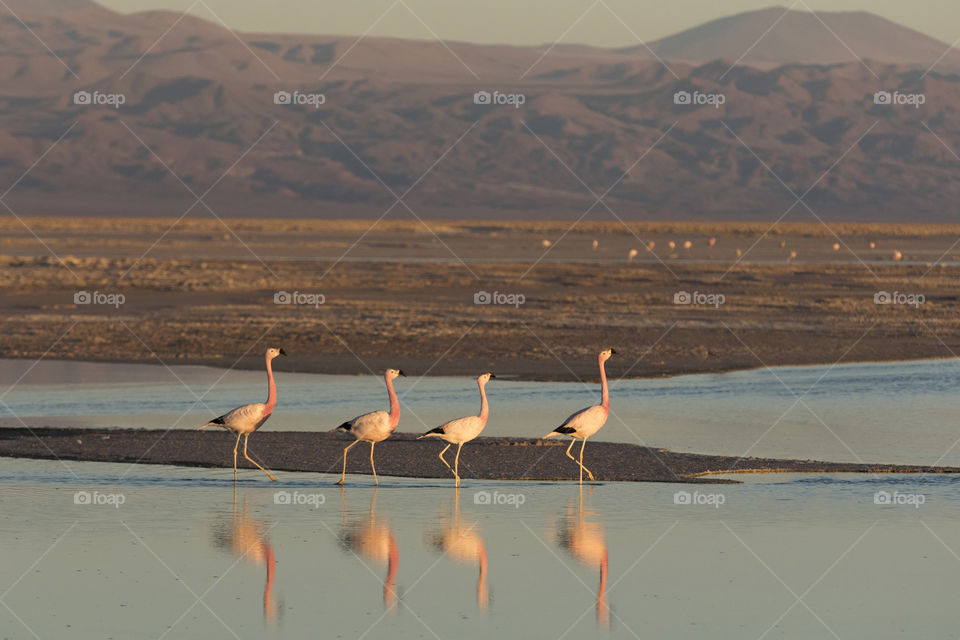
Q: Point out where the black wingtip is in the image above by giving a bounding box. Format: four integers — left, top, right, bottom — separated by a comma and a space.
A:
210, 416, 226, 425
554, 425, 577, 435
419, 426, 445, 438
335, 421, 352, 432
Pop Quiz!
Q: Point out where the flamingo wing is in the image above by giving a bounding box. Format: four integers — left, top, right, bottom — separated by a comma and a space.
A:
348, 410, 392, 441
206, 403, 267, 431
555, 404, 608, 437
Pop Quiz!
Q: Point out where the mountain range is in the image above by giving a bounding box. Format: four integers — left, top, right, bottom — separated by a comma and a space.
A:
0, 0, 958, 220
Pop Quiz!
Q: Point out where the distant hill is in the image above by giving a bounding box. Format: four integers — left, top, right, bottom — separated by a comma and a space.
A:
0, 2, 958, 221
636, 7, 960, 69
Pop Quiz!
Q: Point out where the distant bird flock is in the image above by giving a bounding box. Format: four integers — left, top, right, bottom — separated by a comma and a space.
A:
199, 347, 617, 485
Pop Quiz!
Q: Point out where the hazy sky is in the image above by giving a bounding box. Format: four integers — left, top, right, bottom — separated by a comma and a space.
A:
95, 0, 957, 47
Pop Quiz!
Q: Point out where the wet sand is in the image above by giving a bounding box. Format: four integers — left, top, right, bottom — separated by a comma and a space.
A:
3, 427, 958, 484
3, 218, 960, 380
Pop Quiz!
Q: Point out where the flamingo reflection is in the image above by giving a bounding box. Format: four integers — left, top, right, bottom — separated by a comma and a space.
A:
340, 488, 399, 610
213, 491, 278, 622
555, 486, 609, 627
427, 489, 489, 611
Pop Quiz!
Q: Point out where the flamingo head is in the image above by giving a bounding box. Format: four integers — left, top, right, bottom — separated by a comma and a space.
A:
266, 347, 286, 359
478, 372, 496, 384
386, 368, 406, 380
599, 348, 616, 362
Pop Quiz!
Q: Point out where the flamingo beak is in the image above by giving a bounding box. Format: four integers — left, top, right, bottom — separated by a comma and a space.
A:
279, 348, 287, 356
610, 348, 618, 354
398, 369, 407, 377
489, 373, 497, 378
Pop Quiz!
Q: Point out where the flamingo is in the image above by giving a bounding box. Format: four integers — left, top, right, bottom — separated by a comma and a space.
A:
214, 492, 277, 621
627, 248, 638, 262
197, 347, 285, 482
428, 490, 488, 611
543, 348, 616, 483
340, 489, 399, 610
335, 368, 405, 485
556, 487, 609, 627
418, 373, 495, 487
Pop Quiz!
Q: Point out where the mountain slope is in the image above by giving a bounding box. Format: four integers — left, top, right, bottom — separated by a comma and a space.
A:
0, 2, 958, 221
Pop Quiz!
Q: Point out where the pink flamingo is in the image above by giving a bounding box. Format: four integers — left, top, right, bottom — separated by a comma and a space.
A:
335, 368, 405, 485
418, 373, 495, 486
197, 347, 285, 482
543, 348, 616, 482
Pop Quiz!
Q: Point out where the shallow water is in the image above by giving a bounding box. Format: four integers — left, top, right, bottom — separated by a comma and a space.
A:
2, 459, 959, 639
4, 358, 960, 637
3, 357, 960, 465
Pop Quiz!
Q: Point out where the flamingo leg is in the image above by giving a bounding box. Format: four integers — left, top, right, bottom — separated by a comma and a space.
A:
438, 444, 453, 473
579, 437, 594, 482
243, 433, 278, 482
564, 438, 578, 476
232, 432, 242, 481
337, 440, 359, 485
453, 443, 463, 487
370, 441, 378, 486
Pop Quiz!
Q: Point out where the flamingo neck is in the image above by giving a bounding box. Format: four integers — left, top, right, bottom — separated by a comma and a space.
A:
385, 536, 399, 608
264, 543, 275, 620
385, 374, 400, 426
478, 380, 489, 423
478, 545, 488, 608
265, 355, 277, 412
599, 356, 609, 410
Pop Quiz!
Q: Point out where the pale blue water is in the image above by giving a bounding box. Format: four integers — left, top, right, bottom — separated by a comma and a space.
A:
2, 358, 960, 638
2, 357, 960, 464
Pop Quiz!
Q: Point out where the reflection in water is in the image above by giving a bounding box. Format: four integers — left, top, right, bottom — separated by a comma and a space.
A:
340, 488, 399, 610
555, 486, 609, 627
427, 488, 489, 611
212, 491, 278, 622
